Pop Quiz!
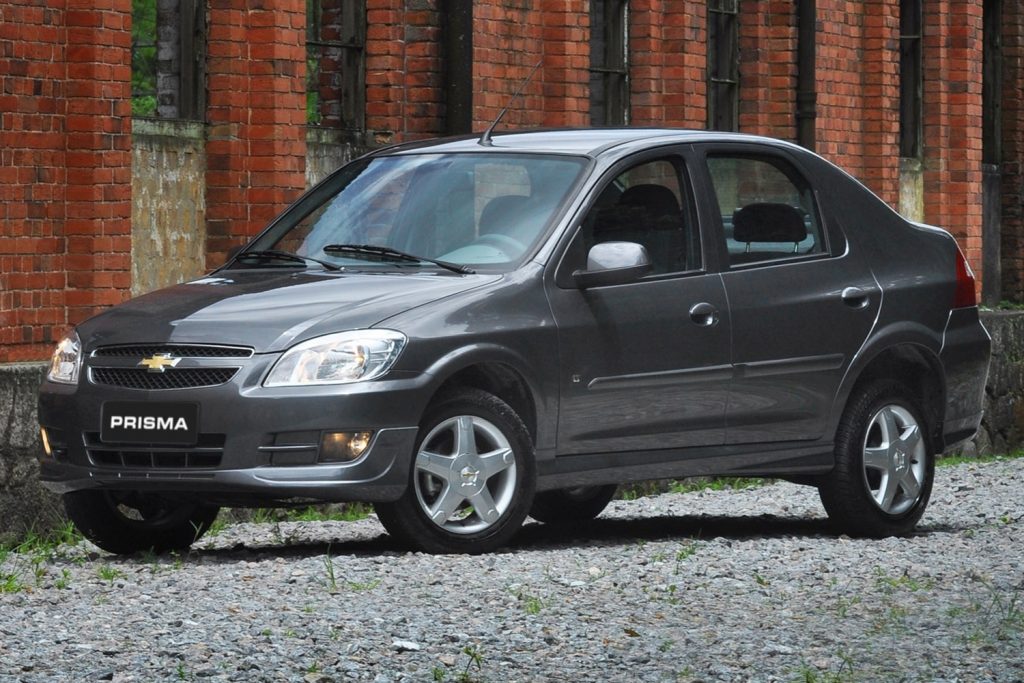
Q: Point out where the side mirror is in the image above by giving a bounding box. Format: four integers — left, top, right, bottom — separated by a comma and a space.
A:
572, 241, 652, 289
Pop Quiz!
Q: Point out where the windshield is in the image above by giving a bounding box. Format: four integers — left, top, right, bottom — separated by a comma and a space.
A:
242, 152, 589, 272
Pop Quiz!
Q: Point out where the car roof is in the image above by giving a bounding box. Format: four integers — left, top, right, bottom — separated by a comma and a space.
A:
376, 128, 803, 159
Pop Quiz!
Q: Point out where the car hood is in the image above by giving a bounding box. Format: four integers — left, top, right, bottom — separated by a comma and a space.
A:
76, 269, 500, 353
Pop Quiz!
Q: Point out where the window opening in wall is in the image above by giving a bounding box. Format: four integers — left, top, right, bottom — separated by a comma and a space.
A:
899, 0, 923, 158
130, 0, 203, 119
707, 0, 739, 132
307, 0, 366, 129
589, 0, 629, 126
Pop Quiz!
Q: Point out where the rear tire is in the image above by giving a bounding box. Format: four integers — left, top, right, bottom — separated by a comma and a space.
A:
529, 485, 618, 525
818, 380, 934, 537
64, 490, 219, 555
374, 388, 535, 554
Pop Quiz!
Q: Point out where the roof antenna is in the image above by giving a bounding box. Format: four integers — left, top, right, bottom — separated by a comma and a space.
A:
478, 60, 543, 147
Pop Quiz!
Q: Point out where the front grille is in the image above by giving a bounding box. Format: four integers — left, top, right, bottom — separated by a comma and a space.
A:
93, 344, 253, 359
91, 367, 238, 390
85, 433, 225, 469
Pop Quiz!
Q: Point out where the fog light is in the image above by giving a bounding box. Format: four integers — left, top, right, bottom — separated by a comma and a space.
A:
40, 428, 53, 458
319, 431, 373, 462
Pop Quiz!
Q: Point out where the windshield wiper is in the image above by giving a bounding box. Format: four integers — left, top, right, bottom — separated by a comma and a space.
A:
322, 244, 475, 275
234, 249, 342, 272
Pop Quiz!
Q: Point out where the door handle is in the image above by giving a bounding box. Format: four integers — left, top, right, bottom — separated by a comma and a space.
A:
689, 302, 719, 327
841, 286, 870, 309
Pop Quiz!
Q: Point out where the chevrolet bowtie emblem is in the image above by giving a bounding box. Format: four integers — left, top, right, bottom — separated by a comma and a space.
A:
138, 353, 181, 373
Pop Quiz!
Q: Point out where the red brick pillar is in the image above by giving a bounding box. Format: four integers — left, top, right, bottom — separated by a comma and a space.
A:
538, 0, 588, 128
64, 0, 133, 323
0, 0, 132, 362
365, 0, 405, 143
665, 0, 708, 128
922, 0, 984, 280
860, 0, 900, 206
816, 1, 867, 178
0, 2, 67, 361
364, 0, 447, 143
629, 0, 667, 127
205, 0, 308, 269
1001, 2, 1024, 300
737, 0, 797, 140
472, 2, 545, 130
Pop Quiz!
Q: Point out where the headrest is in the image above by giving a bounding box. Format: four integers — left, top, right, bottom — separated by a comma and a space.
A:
732, 203, 807, 243
479, 195, 530, 234
620, 184, 681, 217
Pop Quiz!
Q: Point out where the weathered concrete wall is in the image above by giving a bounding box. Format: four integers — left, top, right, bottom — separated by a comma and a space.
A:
0, 363, 62, 544
306, 128, 367, 188
131, 119, 207, 296
1, 313, 1022, 541
971, 311, 1024, 454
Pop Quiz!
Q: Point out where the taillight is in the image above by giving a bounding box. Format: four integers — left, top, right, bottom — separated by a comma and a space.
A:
953, 247, 977, 309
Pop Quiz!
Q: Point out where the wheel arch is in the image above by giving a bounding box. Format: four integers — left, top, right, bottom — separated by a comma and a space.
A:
420, 344, 546, 448
835, 342, 946, 451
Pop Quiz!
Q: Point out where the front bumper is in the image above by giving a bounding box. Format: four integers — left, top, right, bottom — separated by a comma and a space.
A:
38, 351, 433, 505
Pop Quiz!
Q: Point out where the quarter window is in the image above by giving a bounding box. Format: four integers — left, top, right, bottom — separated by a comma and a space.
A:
579, 159, 700, 275
706, 155, 826, 267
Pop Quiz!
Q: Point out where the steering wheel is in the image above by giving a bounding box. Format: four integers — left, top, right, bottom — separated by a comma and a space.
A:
473, 233, 525, 257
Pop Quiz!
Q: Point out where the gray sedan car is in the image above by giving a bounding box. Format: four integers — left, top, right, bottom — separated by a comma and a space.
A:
38, 129, 990, 554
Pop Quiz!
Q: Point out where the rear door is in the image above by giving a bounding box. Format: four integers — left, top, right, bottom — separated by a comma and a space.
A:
694, 144, 880, 444
547, 151, 732, 455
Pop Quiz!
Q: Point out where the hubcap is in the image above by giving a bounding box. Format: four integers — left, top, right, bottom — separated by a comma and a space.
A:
861, 404, 927, 515
414, 415, 517, 535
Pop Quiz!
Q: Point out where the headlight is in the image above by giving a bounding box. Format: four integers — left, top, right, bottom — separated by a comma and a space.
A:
264, 330, 407, 387
47, 331, 82, 385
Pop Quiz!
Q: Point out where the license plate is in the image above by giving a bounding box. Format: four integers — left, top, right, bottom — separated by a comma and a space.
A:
101, 402, 199, 445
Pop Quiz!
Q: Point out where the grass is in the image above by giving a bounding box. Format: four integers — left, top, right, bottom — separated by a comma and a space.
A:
246, 503, 373, 524
621, 476, 771, 500
937, 450, 1024, 468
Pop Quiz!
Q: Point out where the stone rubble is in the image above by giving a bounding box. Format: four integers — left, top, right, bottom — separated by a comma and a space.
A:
1, 459, 1022, 682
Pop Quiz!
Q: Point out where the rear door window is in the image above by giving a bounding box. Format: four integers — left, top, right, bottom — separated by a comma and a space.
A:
705, 155, 827, 267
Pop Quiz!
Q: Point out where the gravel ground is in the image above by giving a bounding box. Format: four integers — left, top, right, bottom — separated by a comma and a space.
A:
2, 459, 1023, 683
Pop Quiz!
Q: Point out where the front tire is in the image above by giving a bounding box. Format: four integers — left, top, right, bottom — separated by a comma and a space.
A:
374, 388, 536, 554
64, 490, 219, 555
819, 380, 934, 537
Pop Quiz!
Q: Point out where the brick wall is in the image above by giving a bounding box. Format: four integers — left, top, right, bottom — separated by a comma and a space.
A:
0, 0, 132, 363
364, 0, 445, 144
630, 0, 707, 128
922, 0, 984, 278
738, 0, 797, 139
1000, 3, 1024, 300
204, 0, 308, 269
473, 1, 547, 131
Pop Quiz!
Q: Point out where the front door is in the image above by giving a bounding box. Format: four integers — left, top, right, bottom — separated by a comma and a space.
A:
548, 155, 732, 455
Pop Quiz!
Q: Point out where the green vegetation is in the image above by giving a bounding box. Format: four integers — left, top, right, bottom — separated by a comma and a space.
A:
937, 450, 1024, 468
96, 565, 125, 586
131, 0, 157, 117
511, 589, 544, 615
247, 503, 372, 524
621, 477, 770, 500
792, 654, 856, 683
457, 644, 486, 683
322, 550, 338, 592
